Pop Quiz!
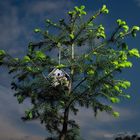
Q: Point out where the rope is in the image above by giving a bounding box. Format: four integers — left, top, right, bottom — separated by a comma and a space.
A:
72, 43, 74, 59
58, 42, 61, 65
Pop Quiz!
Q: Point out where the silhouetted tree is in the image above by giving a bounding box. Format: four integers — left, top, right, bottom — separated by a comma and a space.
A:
115, 134, 140, 140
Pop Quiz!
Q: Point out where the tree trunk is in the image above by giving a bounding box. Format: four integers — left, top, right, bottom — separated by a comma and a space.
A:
59, 43, 74, 140
59, 108, 69, 140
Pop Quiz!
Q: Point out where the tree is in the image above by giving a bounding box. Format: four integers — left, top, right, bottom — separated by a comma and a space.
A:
0, 4, 140, 140
115, 133, 140, 140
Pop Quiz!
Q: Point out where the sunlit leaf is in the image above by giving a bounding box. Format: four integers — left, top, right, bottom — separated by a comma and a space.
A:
113, 111, 120, 118
128, 48, 140, 58
110, 97, 120, 103
35, 51, 46, 60
23, 56, 31, 63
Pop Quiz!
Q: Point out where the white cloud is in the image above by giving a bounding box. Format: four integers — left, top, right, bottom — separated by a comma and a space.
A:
19, 0, 74, 23
27, 0, 73, 15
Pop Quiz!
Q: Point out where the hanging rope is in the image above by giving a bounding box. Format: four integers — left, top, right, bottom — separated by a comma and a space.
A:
70, 43, 75, 84
58, 42, 61, 65
72, 43, 74, 60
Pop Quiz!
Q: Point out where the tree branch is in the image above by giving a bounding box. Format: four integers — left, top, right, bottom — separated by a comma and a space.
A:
71, 77, 87, 93
71, 10, 102, 43
66, 68, 117, 110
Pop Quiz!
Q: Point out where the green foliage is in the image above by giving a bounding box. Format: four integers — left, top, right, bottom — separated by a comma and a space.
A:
121, 43, 128, 50
117, 19, 126, 26
116, 81, 131, 89
116, 61, 133, 68
122, 25, 129, 32
110, 97, 120, 103
128, 48, 140, 58
68, 5, 87, 17
0, 50, 6, 65
25, 109, 33, 119
125, 94, 131, 99
0, 4, 139, 140
0, 50, 5, 56
96, 24, 106, 39
101, 5, 109, 14
56, 64, 66, 69
35, 51, 46, 60
69, 33, 75, 39
34, 28, 41, 33
132, 26, 140, 31
17, 95, 24, 103
87, 69, 95, 75
112, 111, 120, 118
22, 56, 31, 63
131, 26, 140, 37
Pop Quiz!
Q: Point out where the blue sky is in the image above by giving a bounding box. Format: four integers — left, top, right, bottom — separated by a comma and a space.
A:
0, 0, 140, 140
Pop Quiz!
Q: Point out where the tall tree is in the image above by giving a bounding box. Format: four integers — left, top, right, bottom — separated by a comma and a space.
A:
0, 5, 140, 140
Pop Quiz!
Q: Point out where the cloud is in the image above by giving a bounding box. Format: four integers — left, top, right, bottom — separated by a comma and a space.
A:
71, 105, 136, 125
70, 105, 137, 140
0, 1, 28, 56
96, 105, 137, 122
135, 0, 140, 6
0, 0, 74, 57
0, 85, 47, 140
0, 117, 44, 140
88, 130, 115, 140
27, 0, 73, 15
